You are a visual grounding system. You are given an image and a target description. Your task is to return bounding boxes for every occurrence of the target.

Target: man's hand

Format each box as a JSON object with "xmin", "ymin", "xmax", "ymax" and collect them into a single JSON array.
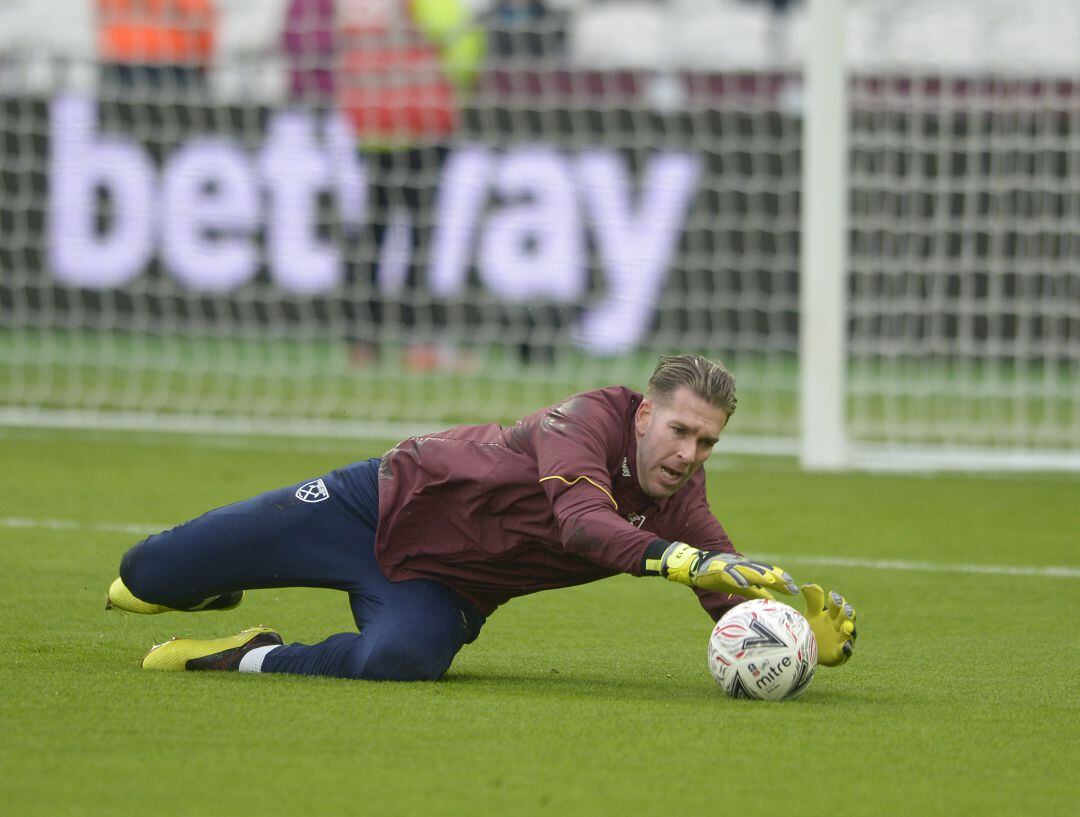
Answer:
[
  {"xmin": 801, "ymin": 584, "xmax": 857, "ymax": 667},
  {"xmin": 660, "ymin": 543, "xmax": 798, "ymax": 600}
]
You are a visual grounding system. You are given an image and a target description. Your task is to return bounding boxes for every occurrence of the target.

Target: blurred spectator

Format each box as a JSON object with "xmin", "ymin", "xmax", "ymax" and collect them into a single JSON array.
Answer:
[
  {"xmin": 96, "ymin": 0, "xmax": 216, "ymax": 96},
  {"xmin": 483, "ymin": 0, "xmax": 569, "ymax": 365},
  {"xmin": 283, "ymin": 0, "xmax": 485, "ymax": 370},
  {"xmin": 282, "ymin": 0, "xmax": 335, "ymax": 108},
  {"xmin": 487, "ymin": 0, "xmax": 566, "ymax": 62}
]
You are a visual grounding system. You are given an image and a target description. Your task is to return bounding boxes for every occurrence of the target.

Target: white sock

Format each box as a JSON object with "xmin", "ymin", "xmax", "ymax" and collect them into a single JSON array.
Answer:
[{"xmin": 238, "ymin": 645, "xmax": 279, "ymax": 673}]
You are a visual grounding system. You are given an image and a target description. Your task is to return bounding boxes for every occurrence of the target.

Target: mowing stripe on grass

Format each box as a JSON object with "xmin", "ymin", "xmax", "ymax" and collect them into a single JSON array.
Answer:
[{"xmin": 4, "ymin": 515, "xmax": 1079, "ymax": 580}]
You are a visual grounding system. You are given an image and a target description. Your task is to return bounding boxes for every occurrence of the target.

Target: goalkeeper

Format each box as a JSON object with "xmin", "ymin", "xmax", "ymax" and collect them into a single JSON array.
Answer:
[{"xmin": 106, "ymin": 354, "xmax": 858, "ymax": 679}]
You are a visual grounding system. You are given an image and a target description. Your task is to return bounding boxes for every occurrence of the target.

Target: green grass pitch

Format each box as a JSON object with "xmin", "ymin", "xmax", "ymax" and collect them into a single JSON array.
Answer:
[{"xmin": 1, "ymin": 427, "xmax": 1077, "ymax": 816}]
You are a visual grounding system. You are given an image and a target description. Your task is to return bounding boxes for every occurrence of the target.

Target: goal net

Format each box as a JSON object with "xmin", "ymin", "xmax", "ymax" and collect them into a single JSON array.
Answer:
[
  {"xmin": 0, "ymin": 0, "xmax": 1077, "ymax": 468},
  {"xmin": 837, "ymin": 0, "xmax": 1080, "ymax": 467}
]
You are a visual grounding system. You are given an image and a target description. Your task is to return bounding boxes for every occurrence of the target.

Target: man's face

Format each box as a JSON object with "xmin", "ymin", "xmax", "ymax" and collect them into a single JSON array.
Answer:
[{"xmin": 634, "ymin": 386, "xmax": 728, "ymax": 499}]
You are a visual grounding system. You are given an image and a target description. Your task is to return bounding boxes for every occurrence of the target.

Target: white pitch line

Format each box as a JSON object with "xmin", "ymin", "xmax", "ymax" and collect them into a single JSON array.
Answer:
[
  {"xmin": 2, "ymin": 516, "xmax": 1078, "ymax": 580},
  {"xmin": 0, "ymin": 517, "xmax": 168, "ymax": 537},
  {"xmin": 755, "ymin": 552, "xmax": 1080, "ymax": 580}
]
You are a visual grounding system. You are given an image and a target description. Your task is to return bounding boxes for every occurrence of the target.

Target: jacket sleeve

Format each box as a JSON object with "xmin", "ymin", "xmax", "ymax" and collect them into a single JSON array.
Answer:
[
  {"xmin": 693, "ymin": 587, "xmax": 747, "ymax": 622},
  {"xmin": 530, "ymin": 393, "xmax": 660, "ymax": 575}
]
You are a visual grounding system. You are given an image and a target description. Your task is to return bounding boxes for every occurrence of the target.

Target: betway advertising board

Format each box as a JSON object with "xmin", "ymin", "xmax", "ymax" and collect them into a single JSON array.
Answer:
[{"xmin": 23, "ymin": 93, "xmax": 717, "ymax": 354}]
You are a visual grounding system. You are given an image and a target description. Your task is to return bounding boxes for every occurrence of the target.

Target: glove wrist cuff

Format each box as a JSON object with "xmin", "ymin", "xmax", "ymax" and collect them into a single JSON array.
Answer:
[{"xmin": 660, "ymin": 542, "xmax": 702, "ymax": 586}]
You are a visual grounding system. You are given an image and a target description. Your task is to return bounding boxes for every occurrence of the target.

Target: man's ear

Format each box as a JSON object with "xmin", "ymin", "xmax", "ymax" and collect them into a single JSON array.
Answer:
[{"xmin": 635, "ymin": 398, "xmax": 653, "ymax": 438}]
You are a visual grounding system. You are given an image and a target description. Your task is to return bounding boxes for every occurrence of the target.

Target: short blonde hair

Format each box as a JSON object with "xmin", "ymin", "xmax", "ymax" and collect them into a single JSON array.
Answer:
[{"xmin": 647, "ymin": 354, "xmax": 737, "ymax": 418}]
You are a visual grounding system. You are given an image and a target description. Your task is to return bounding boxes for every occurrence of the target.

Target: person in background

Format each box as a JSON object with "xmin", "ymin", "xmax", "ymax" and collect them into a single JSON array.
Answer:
[
  {"xmin": 282, "ymin": 0, "xmax": 485, "ymax": 371},
  {"xmin": 282, "ymin": 0, "xmax": 335, "ymax": 108},
  {"xmin": 488, "ymin": 0, "xmax": 565, "ymax": 63},
  {"xmin": 485, "ymin": 0, "xmax": 568, "ymax": 366},
  {"xmin": 96, "ymin": 0, "xmax": 215, "ymax": 96}
]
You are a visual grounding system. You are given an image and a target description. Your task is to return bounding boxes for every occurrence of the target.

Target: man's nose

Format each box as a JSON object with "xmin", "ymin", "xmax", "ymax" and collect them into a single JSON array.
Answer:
[{"xmin": 677, "ymin": 440, "xmax": 695, "ymax": 462}]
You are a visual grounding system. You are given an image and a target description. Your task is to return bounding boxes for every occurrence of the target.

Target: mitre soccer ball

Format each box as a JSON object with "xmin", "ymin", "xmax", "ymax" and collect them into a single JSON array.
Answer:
[{"xmin": 707, "ymin": 599, "xmax": 818, "ymax": 701}]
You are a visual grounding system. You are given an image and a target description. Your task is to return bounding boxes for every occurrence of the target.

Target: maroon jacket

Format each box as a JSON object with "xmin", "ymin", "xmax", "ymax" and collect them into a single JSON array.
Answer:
[{"xmin": 376, "ymin": 386, "xmax": 743, "ymax": 619}]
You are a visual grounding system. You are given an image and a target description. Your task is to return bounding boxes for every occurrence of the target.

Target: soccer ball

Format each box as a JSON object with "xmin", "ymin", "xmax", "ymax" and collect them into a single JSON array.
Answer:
[{"xmin": 707, "ymin": 599, "xmax": 818, "ymax": 701}]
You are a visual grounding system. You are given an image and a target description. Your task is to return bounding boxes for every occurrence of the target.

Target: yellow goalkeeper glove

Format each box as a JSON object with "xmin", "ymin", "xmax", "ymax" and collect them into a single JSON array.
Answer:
[
  {"xmin": 801, "ymin": 584, "xmax": 858, "ymax": 667},
  {"xmin": 659, "ymin": 543, "xmax": 798, "ymax": 600}
]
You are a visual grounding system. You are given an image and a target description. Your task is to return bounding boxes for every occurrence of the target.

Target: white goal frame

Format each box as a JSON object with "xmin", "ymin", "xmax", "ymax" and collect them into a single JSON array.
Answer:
[{"xmin": 799, "ymin": 0, "xmax": 1080, "ymax": 472}]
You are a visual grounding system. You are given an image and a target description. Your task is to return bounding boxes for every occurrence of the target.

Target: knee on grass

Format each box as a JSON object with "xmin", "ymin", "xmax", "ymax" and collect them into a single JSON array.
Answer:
[{"xmin": 348, "ymin": 633, "xmax": 455, "ymax": 682}]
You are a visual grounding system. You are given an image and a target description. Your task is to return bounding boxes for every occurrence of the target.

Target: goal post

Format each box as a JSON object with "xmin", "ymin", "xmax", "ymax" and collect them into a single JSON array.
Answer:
[
  {"xmin": 800, "ymin": 0, "xmax": 848, "ymax": 470},
  {"xmin": 817, "ymin": 0, "xmax": 1080, "ymax": 470}
]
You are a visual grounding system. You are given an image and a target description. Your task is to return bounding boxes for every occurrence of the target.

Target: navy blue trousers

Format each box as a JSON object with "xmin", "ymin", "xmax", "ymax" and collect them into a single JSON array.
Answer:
[{"xmin": 119, "ymin": 458, "xmax": 485, "ymax": 681}]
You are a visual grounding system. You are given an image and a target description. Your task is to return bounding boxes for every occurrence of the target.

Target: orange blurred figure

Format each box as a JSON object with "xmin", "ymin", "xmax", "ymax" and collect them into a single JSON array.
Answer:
[{"xmin": 97, "ymin": 0, "xmax": 215, "ymax": 67}]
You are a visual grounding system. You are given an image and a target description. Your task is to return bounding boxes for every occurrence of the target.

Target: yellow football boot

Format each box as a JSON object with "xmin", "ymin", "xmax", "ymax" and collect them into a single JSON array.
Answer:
[
  {"xmin": 141, "ymin": 626, "xmax": 283, "ymax": 671},
  {"xmin": 106, "ymin": 577, "xmax": 244, "ymax": 614}
]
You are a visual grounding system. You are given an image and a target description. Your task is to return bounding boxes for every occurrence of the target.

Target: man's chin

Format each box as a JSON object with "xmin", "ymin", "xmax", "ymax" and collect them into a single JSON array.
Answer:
[{"xmin": 645, "ymin": 479, "xmax": 680, "ymax": 499}]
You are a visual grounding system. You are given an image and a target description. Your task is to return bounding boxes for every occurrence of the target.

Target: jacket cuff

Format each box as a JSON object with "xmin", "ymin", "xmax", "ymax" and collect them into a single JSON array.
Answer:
[{"xmin": 640, "ymin": 539, "xmax": 671, "ymax": 576}]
